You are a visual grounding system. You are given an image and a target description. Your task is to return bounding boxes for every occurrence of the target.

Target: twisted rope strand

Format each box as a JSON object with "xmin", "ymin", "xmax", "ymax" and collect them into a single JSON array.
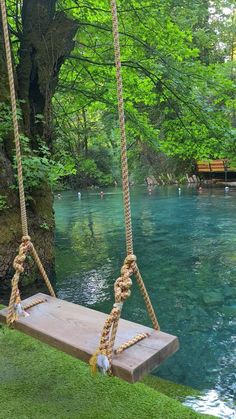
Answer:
[
  {"xmin": 0, "ymin": 0, "xmax": 56, "ymax": 312},
  {"xmin": 90, "ymin": 0, "xmax": 160, "ymax": 374},
  {"xmin": 6, "ymin": 237, "xmax": 55, "ymax": 325},
  {"xmin": 115, "ymin": 333, "xmax": 150, "ymax": 355},
  {"xmin": 90, "ymin": 255, "xmax": 135, "ymax": 372},
  {"xmin": 110, "ymin": 0, "xmax": 160, "ymax": 329},
  {"xmin": 0, "ymin": 0, "xmax": 28, "ymax": 236},
  {"xmin": 6, "ymin": 236, "xmax": 31, "ymax": 325},
  {"xmin": 30, "ymin": 244, "xmax": 56, "ymax": 297},
  {"xmin": 134, "ymin": 265, "xmax": 160, "ymax": 330},
  {"xmin": 23, "ymin": 297, "xmax": 46, "ymax": 311},
  {"xmin": 110, "ymin": 0, "xmax": 133, "ymax": 255}
]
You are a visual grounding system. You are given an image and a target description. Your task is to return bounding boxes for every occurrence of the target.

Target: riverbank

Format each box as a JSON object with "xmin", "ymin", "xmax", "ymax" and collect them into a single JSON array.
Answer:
[{"xmin": 0, "ymin": 317, "xmax": 215, "ymax": 419}]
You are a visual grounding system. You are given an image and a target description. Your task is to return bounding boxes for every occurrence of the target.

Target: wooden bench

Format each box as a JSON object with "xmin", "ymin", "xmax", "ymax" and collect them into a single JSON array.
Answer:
[
  {"xmin": 197, "ymin": 159, "xmax": 226, "ymax": 173},
  {"xmin": 210, "ymin": 159, "xmax": 226, "ymax": 172},
  {"xmin": 197, "ymin": 161, "xmax": 211, "ymax": 173},
  {"xmin": 0, "ymin": 293, "xmax": 179, "ymax": 383}
]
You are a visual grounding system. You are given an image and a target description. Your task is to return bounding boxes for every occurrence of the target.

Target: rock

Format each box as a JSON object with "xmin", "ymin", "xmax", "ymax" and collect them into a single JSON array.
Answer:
[{"xmin": 146, "ymin": 175, "xmax": 158, "ymax": 185}]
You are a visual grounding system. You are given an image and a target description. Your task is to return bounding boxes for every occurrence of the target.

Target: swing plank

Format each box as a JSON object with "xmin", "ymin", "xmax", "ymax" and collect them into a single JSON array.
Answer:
[{"xmin": 0, "ymin": 293, "xmax": 179, "ymax": 383}]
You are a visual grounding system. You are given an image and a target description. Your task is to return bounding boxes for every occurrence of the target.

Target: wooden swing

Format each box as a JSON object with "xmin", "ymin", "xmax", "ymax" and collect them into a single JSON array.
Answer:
[{"xmin": 0, "ymin": 0, "xmax": 179, "ymax": 383}]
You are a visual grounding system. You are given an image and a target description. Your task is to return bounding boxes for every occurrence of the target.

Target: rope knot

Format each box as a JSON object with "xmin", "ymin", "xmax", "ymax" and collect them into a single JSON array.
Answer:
[
  {"xmin": 21, "ymin": 235, "xmax": 32, "ymax": 252},
  {"xmin": 22, "ymin": 235, "xmax": 31, "ymax": 243},
  {"xmin": 114, "ymin": 275, "xmax": 132, "ymax": 303},
  {"xmin": 124, "ymin": 254, "xmax": 136, "ymax": 265},
  {"xmin": 89, "ymin": 349, "xmax": 110, "ymax": 375},
  {"xmin": 13, "ymin": 254, "xmax": 26, "ymax": 273},
  {"xmin": 112, "ymin": 307, "xmax": 120, "ymax": 317}
]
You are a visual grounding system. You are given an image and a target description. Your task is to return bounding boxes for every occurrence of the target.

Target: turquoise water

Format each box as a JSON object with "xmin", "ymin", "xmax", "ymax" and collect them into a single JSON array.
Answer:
[{"xmin": 54, "ymin": 186, "xmax": 236, "ymax": 418}]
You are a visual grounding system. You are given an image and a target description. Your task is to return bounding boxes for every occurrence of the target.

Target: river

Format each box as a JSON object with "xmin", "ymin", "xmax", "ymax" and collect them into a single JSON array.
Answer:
[{"xmin": 54, "ymin": 185, "xmax": 236, "ymax": 418}]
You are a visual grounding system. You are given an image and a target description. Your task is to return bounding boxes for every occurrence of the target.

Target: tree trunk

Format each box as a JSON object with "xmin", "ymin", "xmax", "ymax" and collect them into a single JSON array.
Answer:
[
  {"xmin": 18, "ymin": 0, "xmax": 78, "ymax": 146},
  {"xmin": 0, "ymin": 20, "xmax": 55, "ymax": 295},
  {"xmin": 0, "ymin": 1, "xmax": 78, "ymax": 297}
]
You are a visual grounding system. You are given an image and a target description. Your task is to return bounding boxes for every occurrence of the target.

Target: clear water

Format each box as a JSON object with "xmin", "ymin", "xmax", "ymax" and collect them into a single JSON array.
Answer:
[{"xmin": 54, "ymin": 186, "xmax": 236, "ymax": 418}]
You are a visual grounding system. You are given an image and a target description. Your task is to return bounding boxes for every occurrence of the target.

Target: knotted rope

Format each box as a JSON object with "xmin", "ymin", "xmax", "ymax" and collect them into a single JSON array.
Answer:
[
  {"xmin": 110, "ymin": 0, "xmax": 159, "ymax": 330},
  {"xmin": 90, "ymin": 0, "xmax": 160, "ymax": 374},
  {"xmin": 111, "ymin": 0, "xmax": 132, "ymax": 256},
  {"xmin": 0, "ymin": 0, "xmax": 28, "ymax": 236},
  {"xmin": 90, "ymin": 254, "xmax": 135, "ymax": 374},
  {"xmin": 115, "ymin": 332, "xmax": 150, "ymax": 355},
  {"xmin": 6, "ymin": 236, "xmax": 31, "ymax": 325},
  {"xmin": 0, "ymin": 0, "xmax": 56, "ymax": 325}
]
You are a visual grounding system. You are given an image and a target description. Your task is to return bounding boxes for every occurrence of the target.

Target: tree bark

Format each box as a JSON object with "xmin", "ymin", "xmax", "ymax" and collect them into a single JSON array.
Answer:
[
  {"xmin": 18, "ymin": 0, "xmax": 78, "ymax": 146},
  {"xmin": 0, "ymin": 1, "xmax": 78, "ymax": 296}
]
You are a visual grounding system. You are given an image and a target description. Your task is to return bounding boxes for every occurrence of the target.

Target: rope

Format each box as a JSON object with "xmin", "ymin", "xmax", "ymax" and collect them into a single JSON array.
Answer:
[
  {"xmin": 23, "ymin": 297, "xmax": 47, "ymax": 311},
  {"xmin": 6, "ymin": 236, "xmax": 31, "ymax": 325},
  {"xmin": 110, "ymin": 0, "xmax": 159, "ymax": 327},
  {"xmin": 30, "ymin": 244, "xmax": 56, "ymax": 298},
  {"xmin": 90, "ymin": 0, "xmax": 160, "ymax": 374},
  {"xmin": 110, "ymin": 0, "xmax": 133, "ymax": 255},
  {"xmin": 6, "ymin": 236, "xmax": 55, "ymax": 325},
  {"xmin": 90, "ymin": 0, "xmax": 160, "ymax": 375},
  {"xmin": 115, "ymin": 332, "xmax": 150, "ymax": 355},
  {"xmin": 0, "ymin": 0, "xmax": 28, "ymax": 236},
  {"xmin": 0, "ymin": 0, "xmax": 56, "ymax": 325},
  {"xmin": 133, "ymin": 265, "xmax": 160, "ymax": 330},
  {"xmin": 101, "ymin": 255, "xmax": 135, "ymax": 362},
  {"xmin": 110, "ymin": 0, "xmax": 159, "ymax": 325},
  {"xmin": 89, "ymin": 255, "xmax": 135, "ymax": 373}
]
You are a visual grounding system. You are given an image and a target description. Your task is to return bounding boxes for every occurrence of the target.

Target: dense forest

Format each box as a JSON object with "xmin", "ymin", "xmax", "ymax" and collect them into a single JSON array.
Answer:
[{"xmin": 0, "ymin": 0, "xmax": 235, "ymax": 285}]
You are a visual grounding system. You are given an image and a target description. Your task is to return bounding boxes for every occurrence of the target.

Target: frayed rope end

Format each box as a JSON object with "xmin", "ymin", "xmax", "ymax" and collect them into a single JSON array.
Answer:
[{"xmin": 89, "ymin": 350, "xmax": 110, "ymax": 375}]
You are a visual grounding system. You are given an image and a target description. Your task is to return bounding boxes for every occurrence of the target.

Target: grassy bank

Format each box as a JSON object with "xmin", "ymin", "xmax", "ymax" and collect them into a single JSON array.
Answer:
[{"xmin": 0, "ymin": 322, "xmax": 215, "ymax": 419}]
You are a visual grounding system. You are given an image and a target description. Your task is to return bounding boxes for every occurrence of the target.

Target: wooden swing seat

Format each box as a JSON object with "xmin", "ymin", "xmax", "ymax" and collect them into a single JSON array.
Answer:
[{"xmin": 0, "ymin": 293, "xmax": 179, "ymax": 383}]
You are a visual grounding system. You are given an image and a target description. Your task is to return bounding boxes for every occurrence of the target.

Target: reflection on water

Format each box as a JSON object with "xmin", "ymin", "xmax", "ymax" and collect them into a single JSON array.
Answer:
[
  {"xmin": 184, "ymin": 390, "xmax": 236, "ymax": 418},
  {"xmin": 57, "ymin": 266, "xmax": 112, "ymax": 306},
  {"xmin": 54, "ymin": 186, "xmax": 236, "ymax": 418}
]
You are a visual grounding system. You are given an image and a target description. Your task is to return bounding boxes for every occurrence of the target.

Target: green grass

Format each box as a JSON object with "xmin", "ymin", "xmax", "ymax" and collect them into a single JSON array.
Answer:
[
  {"xmin": 0, "ymin": 318, "xmax": 216, "ymax": 418},
  {"xmin": 142, "ymin": 375, "xmax": 200, "ymax": 401}
]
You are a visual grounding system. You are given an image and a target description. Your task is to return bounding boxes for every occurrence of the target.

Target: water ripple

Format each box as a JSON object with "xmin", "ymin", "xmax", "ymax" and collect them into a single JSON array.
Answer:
[
  {"xmin": 184, "ymin": 390, "xmax": 236, "ymax": 418},
  {"xmin": 54, "ymin": 186, "xmax": 236, "ymax": 416}
]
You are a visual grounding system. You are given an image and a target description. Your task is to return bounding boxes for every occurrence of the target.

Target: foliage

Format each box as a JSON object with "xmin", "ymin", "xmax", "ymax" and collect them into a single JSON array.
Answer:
[
  {"xmin": 11, "ymin": 135, "xmax": 77, "ymax": 191},
  {"xmin": 39, "ymin": 222, "xmax": 50, "ymax": 230},
  {"xmin": 0, "ymin": 103, "xmax": 12, "ymax": 143},
  {"xmin": 3, "ymin": 0, "xmax": 236, "ymax": 186},
  {"xmin": 0, "ymin": 195, "xmax": 8, "ymax": 211},
  {"xmin": 53, "ymin": 0, "xmax": 235, "ymax": 180}
]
